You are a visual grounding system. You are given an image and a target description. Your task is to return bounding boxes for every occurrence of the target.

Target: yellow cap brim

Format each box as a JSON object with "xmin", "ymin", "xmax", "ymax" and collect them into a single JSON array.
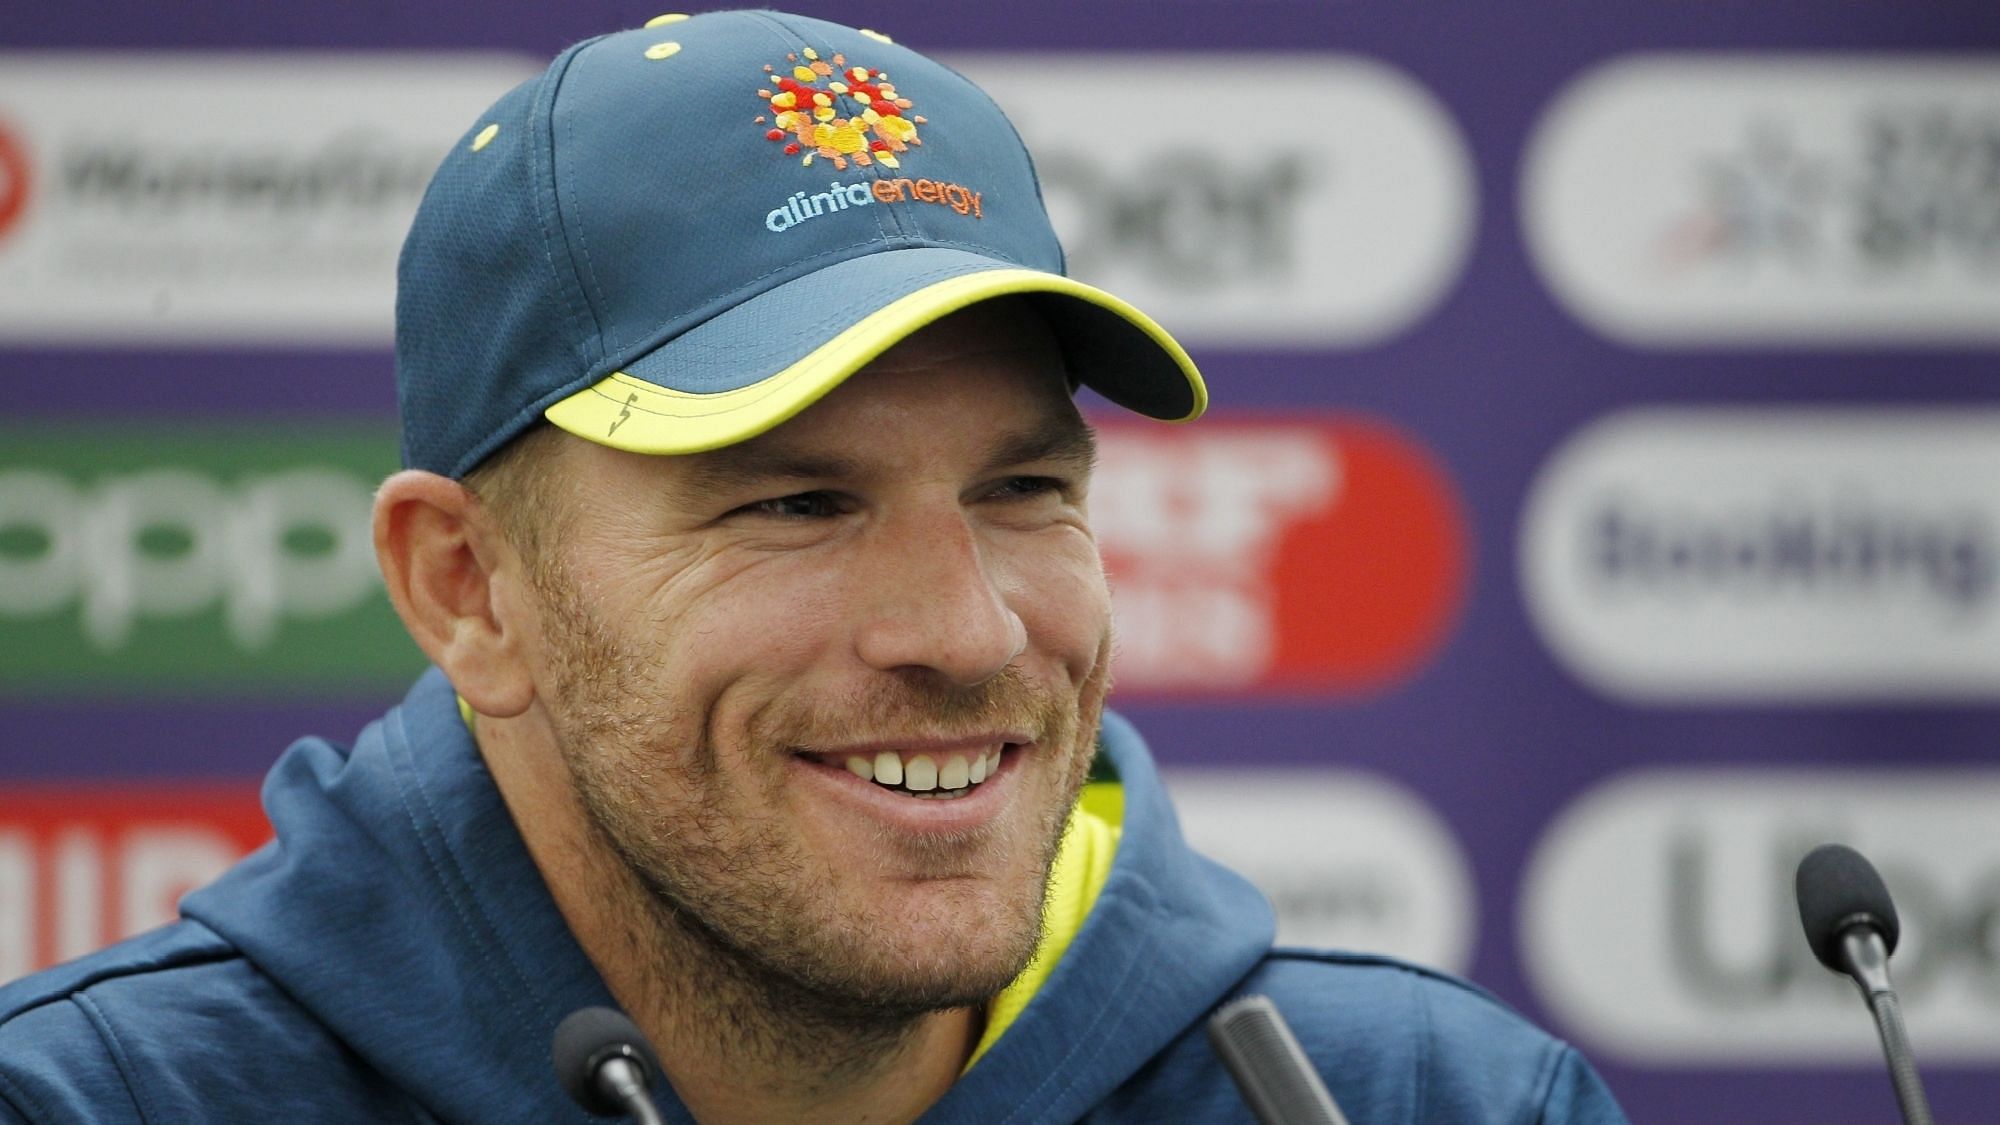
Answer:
[{"xmin": 545, "ymin": 265, "xmax": 1205, "ymax": 456}]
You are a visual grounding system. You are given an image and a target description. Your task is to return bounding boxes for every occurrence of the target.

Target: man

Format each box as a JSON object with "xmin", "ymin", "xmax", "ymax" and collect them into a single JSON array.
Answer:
[{"xmin": 0, "ymin": 11, "xmax": 1625, "ymax": 1122}]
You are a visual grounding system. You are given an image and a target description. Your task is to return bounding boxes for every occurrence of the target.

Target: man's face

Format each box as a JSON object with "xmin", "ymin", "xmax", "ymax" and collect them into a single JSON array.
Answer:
[{"xmin": 522, "ymin": 303, "xmax": 1112, "ymax": 1019}]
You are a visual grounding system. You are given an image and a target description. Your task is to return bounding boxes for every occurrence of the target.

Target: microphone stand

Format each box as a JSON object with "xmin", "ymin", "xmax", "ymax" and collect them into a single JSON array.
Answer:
[{"xmin": 1840, "ymin": 929, "xmax": 1933, "ymax": 1125}]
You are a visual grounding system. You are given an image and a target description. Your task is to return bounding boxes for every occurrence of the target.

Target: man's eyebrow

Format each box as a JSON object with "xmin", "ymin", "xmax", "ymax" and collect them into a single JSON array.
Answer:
[
  {"xmin": 666, "ymin": 411, "xmax": 1097, "ymax": 504},
  {"xmin": 671, "ymin": 447, "xmax": 863, "ymax": 502},
  {"xmin": 982, "ymin": 414, "xmax": 1098, "ymax": 475}
]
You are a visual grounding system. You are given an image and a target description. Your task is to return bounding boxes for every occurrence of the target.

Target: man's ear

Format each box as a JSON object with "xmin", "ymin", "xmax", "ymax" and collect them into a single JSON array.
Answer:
[{"xmin": 373, "ymin": 470, "xmax": 535, "ymax": 718}]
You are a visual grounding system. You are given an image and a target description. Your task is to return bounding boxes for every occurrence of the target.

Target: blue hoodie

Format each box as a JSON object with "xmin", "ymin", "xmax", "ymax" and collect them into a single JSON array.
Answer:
[{"xmin": 0, "ymin": 669, "xmax": 1625, "ymax": 1122}]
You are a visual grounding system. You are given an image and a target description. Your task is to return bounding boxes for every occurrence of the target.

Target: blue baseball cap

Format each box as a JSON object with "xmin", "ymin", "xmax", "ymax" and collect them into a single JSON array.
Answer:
[{"xmin": 395, "ymin": 10, "xmax": 1206, "ymax": 479}]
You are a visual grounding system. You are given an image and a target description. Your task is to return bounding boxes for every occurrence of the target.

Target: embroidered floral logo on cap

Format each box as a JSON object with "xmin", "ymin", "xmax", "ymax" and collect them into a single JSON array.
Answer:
[{"xmin": 756, "ymin": 47, "xmax": 925, "ymax": 170}]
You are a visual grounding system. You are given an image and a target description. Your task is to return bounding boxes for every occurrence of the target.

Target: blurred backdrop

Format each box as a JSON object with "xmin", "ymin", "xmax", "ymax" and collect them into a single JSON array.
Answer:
[{"xmin": 3, "ymin": 3, "xmax": 1997, "ymax": 1120}]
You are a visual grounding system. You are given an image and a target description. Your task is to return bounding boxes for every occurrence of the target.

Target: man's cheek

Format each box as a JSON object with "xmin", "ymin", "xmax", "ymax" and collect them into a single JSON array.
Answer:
[{"xmin": 1018, "ymin": 560, "xmax": 1112, "ymax": 673}]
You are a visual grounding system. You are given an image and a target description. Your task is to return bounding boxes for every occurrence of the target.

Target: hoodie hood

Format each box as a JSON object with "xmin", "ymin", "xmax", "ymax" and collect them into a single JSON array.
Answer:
[{"xmin": 181, "ymin": 668, "xmax": 1275, "ymax": 1122}]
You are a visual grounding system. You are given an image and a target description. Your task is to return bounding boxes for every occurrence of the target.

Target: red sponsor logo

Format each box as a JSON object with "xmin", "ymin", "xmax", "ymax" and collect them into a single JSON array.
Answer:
[
  {"xmin": 0, "ymin": 784, "xmax": 268, "ymax": 980},
  {"xmin": 1092, "ymin": 413, "xmax": 1471, "ymax": 697},
  {"xmin": 0, "ymin": 118, "xmax": 29, "ymax": 244}
]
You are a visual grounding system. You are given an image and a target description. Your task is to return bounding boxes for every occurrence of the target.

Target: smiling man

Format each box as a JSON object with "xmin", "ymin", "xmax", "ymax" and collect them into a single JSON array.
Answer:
[{"xmin": 0, "ymin": 11, "xmax": 1624, "ymax": 1124}]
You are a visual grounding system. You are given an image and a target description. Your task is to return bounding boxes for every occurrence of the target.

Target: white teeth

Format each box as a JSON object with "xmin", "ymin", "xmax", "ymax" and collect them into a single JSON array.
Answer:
[
  {"xmin": 873, "ymin": 751, "xmax": 903, "ymax": 785},
  {"xmin": 939, "ymin": 754, "xmax": 969, "ymax": 790},
  {"xmin": 835, "ymin": 746, "xmax": 1011, "ymax": 794}
]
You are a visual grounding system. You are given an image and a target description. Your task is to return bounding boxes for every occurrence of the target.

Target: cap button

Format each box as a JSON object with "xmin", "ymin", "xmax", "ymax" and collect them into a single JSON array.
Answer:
[{"xmin": 644, "ymin": 13, "xmax": 690, "ymax": 26}]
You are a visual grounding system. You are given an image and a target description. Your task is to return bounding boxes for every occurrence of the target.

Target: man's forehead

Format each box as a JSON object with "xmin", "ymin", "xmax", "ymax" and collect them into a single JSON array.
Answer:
[{"xmin": 674, "ymin": 365, "xmax": 1093, "ymax": 490}]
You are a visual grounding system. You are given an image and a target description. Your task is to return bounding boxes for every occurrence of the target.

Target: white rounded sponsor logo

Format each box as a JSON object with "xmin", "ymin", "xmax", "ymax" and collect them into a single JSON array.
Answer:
[
  {"xmin": 1523, "ymin": 55, "xmax": 2000, "ymax": 345},
  {"xmin": 953, "ymin": 54, "xmax": 1476, "ymax": 347},
  {"xmin": 1521, "ymin": 770, "xmax": 2000, "ymax": 1063},
  {"xmin": 1520, "ymin": 409, "xmax": 2000, "ymax": 701},
  {"xmin": 0, "ymin": 53, "xmax": 535, "ymax": 343},
  {"xmin": 0, "ymin": 466, "xmax": 381, "ymax": 649},
  {"xmin": 1165, "ymin": 768, "xmax": 1474, "ymax": 972}
]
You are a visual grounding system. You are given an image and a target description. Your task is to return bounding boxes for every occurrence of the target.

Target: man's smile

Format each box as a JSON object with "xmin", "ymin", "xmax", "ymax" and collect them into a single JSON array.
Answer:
[
  {"xmin": 793, "ymin": 735, "xmax": 1022, "ymax": 797},
  {"xmin": 787, "ymin": 741, "xmax": 1035, "ymax": 834}
]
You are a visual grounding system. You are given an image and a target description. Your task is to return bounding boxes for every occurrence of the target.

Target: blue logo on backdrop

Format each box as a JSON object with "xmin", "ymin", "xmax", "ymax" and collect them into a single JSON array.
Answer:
[{"xmin": 1590, "ymin": 496, "xmax": 1996, "ymax": 613}]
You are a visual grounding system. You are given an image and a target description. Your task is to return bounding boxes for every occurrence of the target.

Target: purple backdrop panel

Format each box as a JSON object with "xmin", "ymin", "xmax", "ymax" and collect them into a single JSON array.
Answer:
[{"xmin": 4, "ymin": 3, "xmax": 1998, "ymax": 1122}]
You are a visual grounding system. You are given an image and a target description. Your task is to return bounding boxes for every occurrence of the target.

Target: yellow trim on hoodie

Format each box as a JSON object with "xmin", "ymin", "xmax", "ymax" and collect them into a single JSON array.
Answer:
[{"xmin": 965, "ymin": 779, "xmax": 1123, "ymax": 1069}]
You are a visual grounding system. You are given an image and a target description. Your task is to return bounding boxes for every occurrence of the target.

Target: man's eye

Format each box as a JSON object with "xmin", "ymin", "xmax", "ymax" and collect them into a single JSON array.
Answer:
[
  {"xmin": 993, "ymin": 476, "xmax": 1066, "ymax": 500},
  {"xmin": 739, "ymin": 491, "xmax": 842, "ymax": 518}
]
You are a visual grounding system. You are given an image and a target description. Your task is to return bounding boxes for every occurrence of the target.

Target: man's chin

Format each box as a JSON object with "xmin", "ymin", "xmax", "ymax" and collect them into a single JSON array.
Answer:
[
  {"xmin": 759, "ymin": 889, "xmax": 1045, "ymax": 1018},
  {"xmin": 780, "ymin": 946, "xmax": 1035, "ymax": 1021}
]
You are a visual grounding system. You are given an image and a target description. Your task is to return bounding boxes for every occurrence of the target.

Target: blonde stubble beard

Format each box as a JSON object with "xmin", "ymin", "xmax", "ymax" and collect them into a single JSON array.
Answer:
[{"xmin": 524, "ymin": 548, "xmax": 1114, "ymax": 1082}]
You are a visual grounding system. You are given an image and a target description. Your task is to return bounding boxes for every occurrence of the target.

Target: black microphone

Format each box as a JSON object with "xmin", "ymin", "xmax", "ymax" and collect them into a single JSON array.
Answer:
[
  {"xmin": 1206, "ymin": 994, "xmax": 1350, "ymax": 1125},
  {"xmin": 552, "ymin": 1006, "xmax": 668, "ymax": 1125},
  {"xmin": 1794, "ymin": 844, "xmax": 1934, "ymax": 1125}
]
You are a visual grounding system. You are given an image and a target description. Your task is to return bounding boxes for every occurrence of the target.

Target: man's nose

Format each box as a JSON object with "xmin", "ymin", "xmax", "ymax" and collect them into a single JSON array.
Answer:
[{"xmin": 852, "ymin": 509, "xmax": 1027, "ymax": 685}]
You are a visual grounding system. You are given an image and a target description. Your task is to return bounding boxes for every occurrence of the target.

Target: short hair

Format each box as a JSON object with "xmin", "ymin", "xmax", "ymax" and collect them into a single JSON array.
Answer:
[{"xmin": 460, "ymin": 422, "xmax": 572, "ymax": 567}]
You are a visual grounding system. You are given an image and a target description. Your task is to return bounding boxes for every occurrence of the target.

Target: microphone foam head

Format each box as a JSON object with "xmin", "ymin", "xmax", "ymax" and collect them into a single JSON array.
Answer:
[
  {"xmin": 1795, "ymin": 843, "xmax": 1901, "ymax": 971},
  {"xmin": 552, "ymin": 1006, "xmax": 663, "ymax": 1116}
]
